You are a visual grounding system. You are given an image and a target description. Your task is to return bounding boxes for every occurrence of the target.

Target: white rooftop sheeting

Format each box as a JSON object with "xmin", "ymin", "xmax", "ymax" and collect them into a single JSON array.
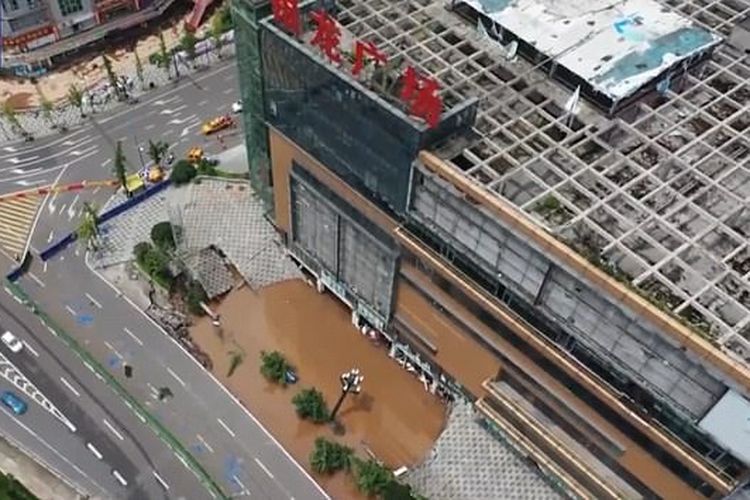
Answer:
[{"xmin": 457, "ymin": 0, "xmax": 722, "ymax": 102}]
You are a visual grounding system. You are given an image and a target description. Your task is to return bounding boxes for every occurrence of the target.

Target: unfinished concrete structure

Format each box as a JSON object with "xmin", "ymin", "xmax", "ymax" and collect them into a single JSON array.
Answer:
[{"xmin": 232, "ymin": 0, "xmax": 750, "ymax": 497}]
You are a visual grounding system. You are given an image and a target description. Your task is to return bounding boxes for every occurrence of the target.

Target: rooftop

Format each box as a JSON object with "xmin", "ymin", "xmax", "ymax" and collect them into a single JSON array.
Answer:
[{"xmin": 330, "ymin": 0, "xmax": 750, "ymax": 365}]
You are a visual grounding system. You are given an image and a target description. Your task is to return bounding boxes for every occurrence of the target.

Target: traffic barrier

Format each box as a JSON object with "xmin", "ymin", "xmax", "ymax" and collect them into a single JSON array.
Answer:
[
  {"xmin": 40, "ymin": 233, "xmax": 77, "ymax": 262},
  {"xmin": 0, "ymin": 180, "xmax": 119, "ymax": 202},
  {"xmin": 38, "ymin": 180, "xmax": 171, "ymax": 262},
  {"xmin": 5, "ymin": 252, "xmax": 32, "ymax": 282},
  {"xmin": 3, "ymin": 280, "xmax": 227, "ymax": 499}
]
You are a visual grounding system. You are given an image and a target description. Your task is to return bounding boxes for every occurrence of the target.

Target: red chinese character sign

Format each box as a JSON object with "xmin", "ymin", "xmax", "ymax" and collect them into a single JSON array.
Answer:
[
  {"xmin": 310, "ymin": 10, "xmax": 342, "ymax": 64},
  {"xmin": 352, "ymin": 41, "xmax": 388, "ymax": 76},
  {"xmin": 271, "ymin": 0, "xmax": 301, "ymax": 36},
  {"xmin": 400, "ymin": 66, "xmax": 442, "ymax": 128}
]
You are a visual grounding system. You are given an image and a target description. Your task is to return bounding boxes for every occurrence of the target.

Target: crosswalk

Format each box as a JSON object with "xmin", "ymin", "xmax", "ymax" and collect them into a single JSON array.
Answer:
[{"xmin": 0, "ymin": 196, "xmax": 42, "ymax": 257}]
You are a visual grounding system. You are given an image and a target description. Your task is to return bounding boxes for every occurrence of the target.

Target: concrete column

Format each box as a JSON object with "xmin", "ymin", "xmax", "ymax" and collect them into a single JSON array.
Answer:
[{"xmin": 316, "ymin": 278, "xmax": 325, "ymax": 294}]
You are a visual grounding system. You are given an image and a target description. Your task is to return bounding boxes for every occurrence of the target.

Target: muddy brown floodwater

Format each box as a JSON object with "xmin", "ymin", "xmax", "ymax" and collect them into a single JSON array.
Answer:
[{"xmin": 190, "ymin": 279, "xmax": 447, "ymax": 500}]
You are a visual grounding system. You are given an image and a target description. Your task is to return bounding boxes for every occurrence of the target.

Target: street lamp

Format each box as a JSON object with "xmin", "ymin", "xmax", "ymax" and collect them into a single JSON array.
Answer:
[{"xmin": 329, "ymin": 368, "xmax": 364, "ymax": 423}]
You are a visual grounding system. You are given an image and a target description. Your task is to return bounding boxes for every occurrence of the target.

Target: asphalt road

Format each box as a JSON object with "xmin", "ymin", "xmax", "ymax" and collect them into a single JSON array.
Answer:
[
  {"xmin": 0, "ymin": 282, "xmax": 205, "ymax": 499},
  {"xmin": 1, "ymin": 59, "xmax": 329, "ymax": 499}
]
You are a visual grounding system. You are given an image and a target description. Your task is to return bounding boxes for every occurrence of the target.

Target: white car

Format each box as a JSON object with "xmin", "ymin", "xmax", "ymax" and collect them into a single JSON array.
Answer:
[
  {"xmin": 1, "ymin": 331, "xmax": 23, "ymax": 354},
  {"xmin": 231, "ymin": 100, "xmax": 243, "ymax": 113}
]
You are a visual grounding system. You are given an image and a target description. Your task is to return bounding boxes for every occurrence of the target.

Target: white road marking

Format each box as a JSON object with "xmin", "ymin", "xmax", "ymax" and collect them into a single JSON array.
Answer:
[
  {"xmin": 15, "ymin": 179, "xmax": 46, "ymax": 187},
  {"xmin": 6, "ymin": 155, "xmax": 39, "ymax": 164},
  {"xmin": 65, "ymin": 305, "xmax": 76, "ymax": 316},
  {"xmin": 255, "ymin": 458, "xmax": 275, "ymax": 479},
  {"xmin": 101, "ymin": 158, "xmax": 111, "ymax": 167},
  {"xmin": 216, "ymin": 418, "xmax": 236, "ymax": 437},
  {"xmin": 22, "ymin": 342, "xmax": 39, "ymax": 357},
  {"xmin": 59, "ymin": 377, "xmax": 80, "ymax": 397},
  {"xmin": 43, "ymin": 261, "xmax": 47, "ymax": 273},
  {"xmin": 47, "ymin": 230, "xmax": 55, "ymax": 242},
  {"xmin": 85, "ymin": 292, "xmax": 102, "ymax": 309},
  {"xmin": 67, "ymin": 194, "xmax": 80, "ymax": 220},
  {"xmin": 103, "ymin": 419, "xmax": 124, "ymax": 441},
  {"xmin": 222, "ymin": 88, "xmax": 234, "ymax": 95},
  {"xmin": 92, "ymin": 186, "xmax": 100, "ymax": 194},
  {"xmin": 175, "ymin": 453, "xmax": 190, "ymax": 471},
  {"xmin": 232, "ymin": 475, "xmax": 249, "ymax": 495},
  {"xmin": 83, "ymin": 362, "xmax": 96, "ymax": 374},
  {"xmin": 153, "ymin": 471, "xmax": 169, "ymax": 490},
  {"xmin": 112, "ymin": 470, "xmax": 128, "ymax": 487},
  {"xmin": 28, "ymin": 273, "xmax": 45, "ymax": 288},
  {"xmin": 87, "ymin": 443, "xmax": 103, "ymax": 460},
  {"xmin": 103, "ymin": 341, "xmax": 125, "ymax": 361},
  {"xmin": 123, "ymin": 327, "xmax": 143, "ymax": 346},
  {"xmin": 198, "ymin": 99, "xmax": 208, "ymax": 106},
  {"xmin": 145, "ymin": 124, "xmax": 156, "ymax": 131},
  {"xmin": 166, "ymin": 367, "xmax": 186, "ymax": 387},
  {"xmin": 58, "ymin": 203, "xmax": 66, "ymax": 215},
  {"xmin": 196, "ymin": 434, "xmax": 214, "ymax": 453}
]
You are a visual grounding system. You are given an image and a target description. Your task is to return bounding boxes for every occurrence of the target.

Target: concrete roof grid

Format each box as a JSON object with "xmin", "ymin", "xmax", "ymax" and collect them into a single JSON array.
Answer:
[{"xmin": 332, "ymin": 0, "xmax": 750, "ymax": 364}]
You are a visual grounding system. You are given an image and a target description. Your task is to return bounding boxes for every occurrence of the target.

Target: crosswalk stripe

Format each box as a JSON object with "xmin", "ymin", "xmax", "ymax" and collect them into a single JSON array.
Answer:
[{"xmin": 0, "ymin": 196, "xmax": 42, "ymax": 255}]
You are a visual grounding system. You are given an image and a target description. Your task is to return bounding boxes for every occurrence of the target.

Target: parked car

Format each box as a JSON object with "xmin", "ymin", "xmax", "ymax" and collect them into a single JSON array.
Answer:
[
  {"xmin": 231, "ymin": 100, "xmax": 243, "ymax": 113},
  {"xmin": 1, "ymin": 391, "xmax": 28, "ymax": 415},
  {"xmin": 1, "ymin": 331, "xmax": 23, "ymax": 353}
]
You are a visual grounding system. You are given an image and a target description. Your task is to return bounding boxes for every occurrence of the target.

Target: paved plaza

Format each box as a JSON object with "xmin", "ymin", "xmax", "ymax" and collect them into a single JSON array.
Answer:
[{"xmin": 405, "ymin": 402, "xmax": 561, "ymax": 500}]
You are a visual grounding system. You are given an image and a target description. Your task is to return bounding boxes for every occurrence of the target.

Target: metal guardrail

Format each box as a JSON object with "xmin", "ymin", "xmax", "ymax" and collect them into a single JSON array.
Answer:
[{"xmin": 4, "ymin": 279, "xmax": 227, "ymax": 499}]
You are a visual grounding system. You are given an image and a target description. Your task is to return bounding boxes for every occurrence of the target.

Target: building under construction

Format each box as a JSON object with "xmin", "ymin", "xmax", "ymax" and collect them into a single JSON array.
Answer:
[{"xmin": 230, "ymin": 0, "xmax": 750, "ymax": 497}]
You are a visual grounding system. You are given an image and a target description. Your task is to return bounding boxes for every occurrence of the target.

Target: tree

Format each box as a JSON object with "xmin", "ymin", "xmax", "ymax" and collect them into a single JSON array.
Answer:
[
  {"xmin": 1, "ymin": 101, "xmax": 24, "ymax": 135},
  {"xmin": 150, "ymin": 221, "xmax": 175, "ymax": 251},
  {"xmin": 68, "ymin": 84, "xmax": 85, "ymax": 117},
  {"xmin": 210, "ymin": 12, "xmax": 227, "ymax": 59},
  {"xmin": 353, "ymin": 459, "xmax": 392, "ymax": 497},
  {"xmin": 181, "ymin": 29, "xmax": 198, "ymax": 63},
  {"xmin": 134, "ymin": 49, "xmax": 146, "ymax": 90},
  {"xmin": 260, "ymin": 350, "xmax": 291, "ymax": 385},
  {"xmin": 185, "ymin": 280, "xmax": 208, "ymax": 316},
  {"xmin": 0, "ymin": 471, "xmax": 37, "ymax": 500},
  {"xmin": 227, "ymin": 350, "xmax": 244, "ymax": 377},
  {"xmin": 76, "ymin": 202, "xmax": 100, "ymax": 251},
  {"xmin": 147, "ymin": 139, "xmax": 169, "ymax": 166},
  {"xmin": 36, "ymin": 87, "xmax": 56, "ymax": 129},
  {"xmin": 383, "ymin": 480, "xmax": 418, "ymax": 500},
  {"xmin": 102, "ymin": 55, "xmax": 124, "ymax": 101},
  {"xmin": 170, "ymin": 159, "xmax": 197, "ymax": 185},
  {"xmin": 292, "ymin": 387, "xmax": 329, "ymax": 423},
  {"xmin": 309, "ymin": 437, "xmax": 353, "ymax": 475},
  {"xmin": 158, "ymin": 31, "xmax": 171, "ymax": 76},
  {"xmin": 113, "ymin": 141, "xmax": 130, "ymax": 196}
]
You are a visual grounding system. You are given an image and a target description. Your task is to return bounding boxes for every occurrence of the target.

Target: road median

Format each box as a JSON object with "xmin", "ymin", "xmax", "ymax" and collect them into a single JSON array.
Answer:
[{"xmin": 3, "ymin": 279, "xmax": 227, "ymax": 500}]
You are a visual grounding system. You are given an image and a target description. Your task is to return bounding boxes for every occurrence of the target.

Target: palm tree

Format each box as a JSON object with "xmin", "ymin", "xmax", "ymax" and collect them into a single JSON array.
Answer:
[
  {"xmin": 134, "ymin": 49, "xmax": 145, "ymax": 90},
  {"xmin": 77, "ymin": 202, "xmax": 100, "ymax": 251},
  {"xmin": 210, "ymin": 13, "xmax": 226, "ymax": 59},
  {"xmin": 102, "ymin": 55, "xmax": 124, "ymax": 101},
  {"xmin": 67, "ymin": 84, "xmax": 85, "ymax": 118},
  {"xmin": 158, "ymin": 31, "xmax": 172, "ymax": 78},
  {"xmin": 147, "ymin": 140, "xmax": 169, "ymax": 166},
  {"xmin": 1, "ymin": 100, "xmax": 25, "ymax": 135},
  {"xmin": 181, "ymin": 29, "xmax": 197, "ymax": 64},
  {"xmin": 113, "ymin": 141, "xmax": 129, "ymax": 197}
]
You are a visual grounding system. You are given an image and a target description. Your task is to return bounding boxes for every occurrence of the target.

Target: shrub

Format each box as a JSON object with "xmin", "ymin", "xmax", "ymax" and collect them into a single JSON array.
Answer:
[
  {"xmin": 309, "ymin": 437, "xmax": 353, "ymax": 475},
  {"xmin": 133, "ymin": 242, "xmax": 174, "ymax": 289},
  {"xmin": 0, "ymin": 472, "xmax": 37, "ymax": 499},
  {"xmin": 383, "ymin": 480, "xmax": 420, "ymax": 500},
  {"xmin": 170, "ymin": 160, "xmax": 197, "ymax": 185},
  {"xmin": 185, "ymin": 280, "xmax": 208, "ymax": 316},
  {"xmin": 134, "ymin": 241, "xmax": 151, "ymax": 263},
  {"xmin": 292, "ymin": 387, "xmax": 329, "ymax": 423},
  {"xmin": 151, "ymin": 221, "xmax": 175, "ymax": 251},
  {"xmin": 353, "ymin": 459, "xmax": 392, "ymax": 497},
  {"xmin": 260, "ymin": 350, "xmax": 291, "ymax": 385},
  {"xmin": 196, "ymin": 158, "xmax": 218, "ymax": 176}
]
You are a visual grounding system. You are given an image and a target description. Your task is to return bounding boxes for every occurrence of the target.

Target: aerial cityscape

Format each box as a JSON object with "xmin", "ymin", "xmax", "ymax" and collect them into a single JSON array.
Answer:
[{"xmin": 0, "ymin": 0, "xmax": 749, "ymax": 499}]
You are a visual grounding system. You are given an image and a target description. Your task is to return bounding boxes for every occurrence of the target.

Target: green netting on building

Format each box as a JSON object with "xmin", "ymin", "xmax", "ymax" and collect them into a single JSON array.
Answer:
[{"xmin": 230, "ymin": 0, "xmax": 274, "ymax": 212}]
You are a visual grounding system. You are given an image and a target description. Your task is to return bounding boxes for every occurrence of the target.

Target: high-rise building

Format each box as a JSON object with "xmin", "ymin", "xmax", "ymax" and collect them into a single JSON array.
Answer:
[{"xmin": 232, "ymin": 0, "xmax": 750, "ymax": 497}]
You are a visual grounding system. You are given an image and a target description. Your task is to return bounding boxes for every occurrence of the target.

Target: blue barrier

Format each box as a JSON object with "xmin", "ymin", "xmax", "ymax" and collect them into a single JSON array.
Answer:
[
  {"xmin": 5, "ymin": 252, "xmax": 32, "ymax": 282},
  {"xmin": 40, "ymin": 233, "xmax": 77, "ymax": 262},
  {"xmin": 39, "ymin": 180, "xmax": 172, "ymax": 263}
]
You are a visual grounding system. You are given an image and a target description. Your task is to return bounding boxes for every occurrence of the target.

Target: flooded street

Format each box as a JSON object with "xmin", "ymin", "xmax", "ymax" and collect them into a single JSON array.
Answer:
[{"xmin": 190, "ymin": 279, "xmax": 446, "ymax": 499}]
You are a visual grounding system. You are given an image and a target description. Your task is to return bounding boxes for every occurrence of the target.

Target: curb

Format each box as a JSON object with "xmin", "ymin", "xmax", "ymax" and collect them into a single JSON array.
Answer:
[{"xmin": 3, "ymin": 279, "xmax": 228, "ymax": 500}]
